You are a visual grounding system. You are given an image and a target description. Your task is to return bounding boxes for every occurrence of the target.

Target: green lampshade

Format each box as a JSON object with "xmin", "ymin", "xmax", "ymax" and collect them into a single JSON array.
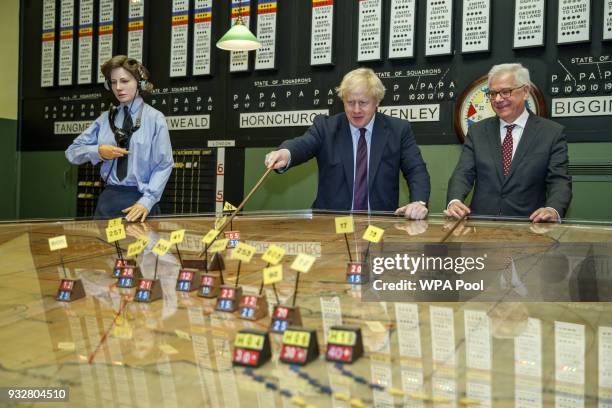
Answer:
[{"xmin": 216, "ymin": 19, "xmax": 262, "ymax": 51}]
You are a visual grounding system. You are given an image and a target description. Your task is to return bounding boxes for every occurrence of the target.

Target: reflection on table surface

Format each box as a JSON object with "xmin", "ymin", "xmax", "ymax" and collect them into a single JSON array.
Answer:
[{"xmin": 0, "ymin": 211, "xmax": 611, "ymax": 407}]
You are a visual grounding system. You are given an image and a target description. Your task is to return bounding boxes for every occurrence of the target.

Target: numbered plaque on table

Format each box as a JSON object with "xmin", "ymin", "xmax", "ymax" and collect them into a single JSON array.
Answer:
[
  {"xmin": 56, "ymin": 279, "xmax": 86, "ymax": 302},
  {"xmin": 135, "ymin": 279, "xmax": 163, "ymax": 303},
  {"xmin": 197, "ymin": 273, "xmax": 221, "ymax": 298},
  {"xmin": 325, "ymin": 325, "xmax": 364, "ymax": 364},
  {"xmin": 117, "ymin": 266, "xmax": 143, "ymax": 289},
  {"xmin": 280, "ymin": 327, "xmax": 319, "ymax": 365},
  {"xmin": 270, "ymin": 305, "xmax": 302, "ymax": 333},
  {"xmin": 176, "ymin": 268, "xmax": 201, "ymax": 292},
  {"xmin": 215, "ymin": 285, "xmax": 242, "ymax": 312},
  {"xmin": 238, "ymin": 293, "xmax": 268, "ymax": 321},
  {"xmin": 113, "ymin": 258, "xmax": 136, "ymax": 277},
  {"xmin": 232, "ymin": 329, "xmax": 272, "ymax": 367},
  {"xmin": 346, "ymin": 262, "xmax": 366, "ymax": 284}
]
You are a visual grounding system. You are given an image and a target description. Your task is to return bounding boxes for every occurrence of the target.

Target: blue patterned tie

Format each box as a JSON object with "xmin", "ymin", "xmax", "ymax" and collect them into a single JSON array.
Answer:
[{"xmin": 353, "ymin": 128, "xmax": 368, "ymax": 211}]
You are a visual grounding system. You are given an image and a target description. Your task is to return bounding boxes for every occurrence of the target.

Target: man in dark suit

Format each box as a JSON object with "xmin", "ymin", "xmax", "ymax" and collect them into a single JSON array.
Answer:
[
  {"xmin": 445, "ymin": 63, "xmax": 572, "ymax": 222},
  {"xmin": 265, "ymin": 68, "xmax": 431, "ymax": 219}
]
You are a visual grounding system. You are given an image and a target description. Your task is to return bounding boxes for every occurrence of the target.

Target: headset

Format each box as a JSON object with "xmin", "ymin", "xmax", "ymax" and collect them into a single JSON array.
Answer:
[
  {"xmin": 104, "ymin": 58, "xmax": 150, "ymax": 92},
  {"xmin": 108, "ymin": 102, "xmax": 144, "ymax": 148}
]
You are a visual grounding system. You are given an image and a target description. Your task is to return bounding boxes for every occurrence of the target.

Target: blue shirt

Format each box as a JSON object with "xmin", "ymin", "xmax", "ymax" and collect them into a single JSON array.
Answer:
[
  {"xmin": 65, "ymin": 96, "xmax": 174, "ymax": 211},
  {"xmin": 348, "ymin": 115, "xmax": 374, "ymax": 210}
]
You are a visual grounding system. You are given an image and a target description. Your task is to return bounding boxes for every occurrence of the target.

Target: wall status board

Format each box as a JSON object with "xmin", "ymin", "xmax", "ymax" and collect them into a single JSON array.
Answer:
[{"xmin": 21, "ymin": 0, "xmax": 612, "ymax": 151}]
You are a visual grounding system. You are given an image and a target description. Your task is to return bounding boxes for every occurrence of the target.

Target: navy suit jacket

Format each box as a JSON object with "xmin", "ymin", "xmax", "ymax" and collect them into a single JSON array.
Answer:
[
  {"xmin": 447, "ymin": 113, "xmax": 572, "ymax": 217},
  {"xmin": 279, "ymin": 112, "xmax": 430, "ymax": 211}
]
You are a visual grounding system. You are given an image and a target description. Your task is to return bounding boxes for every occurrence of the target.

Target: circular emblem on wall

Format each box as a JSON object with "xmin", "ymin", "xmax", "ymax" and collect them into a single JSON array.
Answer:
[{"xmin": 453, "ymin": 75, "xmax": 547, "ymax": 143}]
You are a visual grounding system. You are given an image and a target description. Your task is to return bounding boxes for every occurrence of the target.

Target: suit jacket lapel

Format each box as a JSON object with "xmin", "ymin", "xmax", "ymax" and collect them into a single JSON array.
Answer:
[
  {"xmin": 338, "ymin": 116, "xmax": 354, "ymax": 198},
  {"xmin": 487, "ymin": 117, "xmax": 504, "ymax": 185},
  {"xmin": 368, "ymin": 113, "xmax": 388, "ymax": 191},
  {"xmin": 505, "ymin": 113, "xmax": 538, "ymax": 184}
]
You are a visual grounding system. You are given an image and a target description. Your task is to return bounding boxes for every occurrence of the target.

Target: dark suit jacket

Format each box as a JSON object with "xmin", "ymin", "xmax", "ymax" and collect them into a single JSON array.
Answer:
[
  {"xmin": 279, "ymin": 112, "xmax": 430, "ymax": 211},
  {"xmin": 447, "ymin": 113, "xmax": 572, "ymax": 217}
]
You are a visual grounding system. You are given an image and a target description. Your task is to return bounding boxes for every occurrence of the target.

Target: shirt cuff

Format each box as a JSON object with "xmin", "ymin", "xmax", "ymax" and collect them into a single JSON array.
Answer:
[
  {"xmin": 137, "ymin": 195, "xmax": 155, "ymax": 212},
  {"xmin": 275, "ymin": 149, "xmax": 292, "ymax": 174},
  {"xmin": 447, "ymin": 199, "xmax": 461, "ymax": 209}
]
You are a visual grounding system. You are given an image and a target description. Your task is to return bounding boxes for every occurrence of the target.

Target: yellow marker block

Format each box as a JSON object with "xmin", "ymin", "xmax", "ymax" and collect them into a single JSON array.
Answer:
[
  {"xmin": 169, "ymin": 229, "xmax": 185, "ymax": 244},
  {"xmin": 349, "ymin": 399, "xmax": 365, "ymax": 408},
  {"xmin": 459, "ymin": 398, "xmax": 481, "ymax": 405},
  {"xmin": 388, "ymin": 387, "xmax": 406, "ymax": 397},
  {"xmin": 282, "ymin": 330, "xmax": 310, "ymax": 347},
  {"xmin": 127, "ymin": 239, "xmax": 147, "ymax": 257},
  {"xmin": 231, "ymin": 242, "xmax": 256, "ymax": 263},
  {"xmin": 291, "ymin": 253, "xmax": 316, "ymax": 273},
  {"xmin": 106, "ymin": 224, "xmax": 126, "ymax": 243},
  {"xmin": 215, "ymin": 215, "xmax": 227, "ymax": 230},
  {"xmin": 201, "ymin": 229, "xmax": 220, "ymax": 245},
  {"xmin": 159, "ymin": 344, "xmax": 179, "ymax": 355},
  {"xmin": 57, "ymin": 342, "xmax": 75, "ymax": 351},
  {"xmin": 335, "ymin": 216, "xmax": 354, "ymax": 234},
  {"xmin": 334, "ymin": 392, "xmax": 350, "ymax": 401},
  {"xmin": 409, "ymin": 392, "xmax": 430, "ymax": 401},
  {"xmin": 362, "ymin": 225, "xmax": 384, "ymax": 243},
  {"xmin": 48, "ymin": 235, "xmax": 68, "ymax": 251},
  {"xmin": 291, "ymin": 396, "xmax": 306, "ymax": 407},
  {"xmin": 224, "ymin": 201, "xmax": 238, "ymax": 211},
  {"xmin": 112, "ymin": 325, "xmax": 133, "ymax": 340},
  {"xmin": 234, "ymin": 333, "xmax": 265, "ymax": 350},
  {"xmin": 107, "ymin": 217, "xmax": 122, "ymax": 228},
  {"xmin": 152, "ymin": 239, "xmax": 171, "ymax": 256},
  {"xmin": 208, "ymin": 238, "xmax": 229, "ymax": 253},
  {"xmin": 174, "ymin": 329, "xmax": 191, "ymax": 340},
  {"xmin": 263, "ymin": 264, "xmax": 283, "ymax": 285},
  {"xmin": 262, "ymin": 244, "xmax": 285, "ymax": 265},
  {"xmin": 432, "ymin": 396, "xmax": 452, "ymax": 403},
  {"xmin": 365, "ymin": 321, "xmax": 386, "ymax": 333},
  {"xmin": 328, "ymin": 329, "xmax": 356, "ymax": 346},
  {"xmin": 138, "ymin": 236, "xmax": 150, "ymax": 247}
]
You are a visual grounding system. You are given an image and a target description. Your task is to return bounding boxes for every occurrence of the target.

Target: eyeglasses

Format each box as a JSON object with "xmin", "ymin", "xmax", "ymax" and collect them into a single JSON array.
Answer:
[{"xmin": 485, "ymin": 85, "xmax": 525, "ymax": 99}]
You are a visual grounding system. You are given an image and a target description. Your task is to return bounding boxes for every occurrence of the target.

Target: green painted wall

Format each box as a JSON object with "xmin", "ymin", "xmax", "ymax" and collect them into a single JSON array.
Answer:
[
  {"xmin": 19, "ymin": 152, "xmax": 78, "ymax": 219},
  {"xmin": 0, "ymin": 0, "xmax": 19, "ymax": 220},
  {"xmin": 244, "ymin": 143, "xmax": 612, "ymax": 220},
  {"xmin": 0, "ymin": 119, "xmax": 18, "ymax": 220}
]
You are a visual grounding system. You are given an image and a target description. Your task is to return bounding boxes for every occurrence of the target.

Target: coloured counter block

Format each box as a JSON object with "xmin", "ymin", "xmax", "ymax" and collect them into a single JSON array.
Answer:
[
  {"xmin": 238, "ymin": 293, "xmax": 268, "ymax": 321},
  {"xmin": 197, "ymin": 273, "xmax": 221, "ymax": 298},
  {"xmin": 270, "ymin": 305, "xmax": 302, "ymax": 333},
  {"xmin": 279, "ymin": 327, "xmax": 319, "ymax": 365},
  {"xmin": 134, "ymin": 279, "xmax": 163, "ymax": 303},
  {"xmin": 224, "ymin": 231, "xmax": 240, "ymax": 249},
  {"xmin": 116, "ymin": 267, "xmax": 143, "ymax": 289},
  {"xmin": 176, "ymin": 268, "xmax": 201, "ymax": 292},
  {"xmin": 325, "ymin": 325, "xmax": 364, "ymax": 364},
  {"xmin": 113, "ymin": 259, "xmax": 137, "ymax": 277},
  {"xmin": 232, "ymin": 329, "xmax": 271, "ymax": 368},
  {"xmin": 346, "ymin": 262, "xmax": 366, "ymax": 284},
  {"xmin": 56, "ymin": 279, "xmax": 86, "ymax": 302},
  {"xmin": 215, "ymin": 285, "xmax": 242, "ymax": 312}
]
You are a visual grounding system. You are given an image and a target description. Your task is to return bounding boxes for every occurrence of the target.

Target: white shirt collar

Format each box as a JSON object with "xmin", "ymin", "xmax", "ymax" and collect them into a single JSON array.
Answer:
[
  {"xmin": 120, "ymin": 95, "xmax": 144, "ymax": 114},
  {"xmin": 349, "ymin": 114, "xmax": 376, "ymax": 136},
  {"xmin": 500, "ymin": 108, "xmax": 529, "ymax": 129}
]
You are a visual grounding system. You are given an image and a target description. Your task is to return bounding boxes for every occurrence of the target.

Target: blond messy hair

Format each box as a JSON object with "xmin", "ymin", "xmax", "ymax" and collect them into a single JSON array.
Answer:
[{"xmin": 336, "ymin": 68, "xmax": 385, "ymax": 103}]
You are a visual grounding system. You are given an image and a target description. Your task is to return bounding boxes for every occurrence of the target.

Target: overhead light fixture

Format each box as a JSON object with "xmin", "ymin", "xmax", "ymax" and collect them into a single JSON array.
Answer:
[{"xmin": 216, "ymin": 1, "xmax": 261, "ymax": 51}]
